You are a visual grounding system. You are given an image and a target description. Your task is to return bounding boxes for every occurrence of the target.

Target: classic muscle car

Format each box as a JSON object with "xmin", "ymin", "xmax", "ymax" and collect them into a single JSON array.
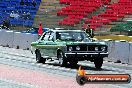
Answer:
[{"xmin": 31, "ymin": 29, "xmax": 108, "ymax": 69}]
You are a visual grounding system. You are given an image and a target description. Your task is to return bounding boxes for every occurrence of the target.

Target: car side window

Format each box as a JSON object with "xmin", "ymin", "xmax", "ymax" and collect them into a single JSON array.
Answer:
[
  {"xmin": 40, "ymin": 33, "xmax": 45, "ymax": 40},
  {"xmin": 49, "ymin": 32, "xmax": 55, "ymax": 41},
  {"xmin": 41, "ymin": 32, "xmax": 50, "ymax": 41}
]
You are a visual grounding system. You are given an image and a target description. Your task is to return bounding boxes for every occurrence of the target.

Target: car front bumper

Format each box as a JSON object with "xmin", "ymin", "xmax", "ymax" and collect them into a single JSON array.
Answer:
[{"xmin": 65, "ymin": 52, "xmax": 108, "ymax": 58}]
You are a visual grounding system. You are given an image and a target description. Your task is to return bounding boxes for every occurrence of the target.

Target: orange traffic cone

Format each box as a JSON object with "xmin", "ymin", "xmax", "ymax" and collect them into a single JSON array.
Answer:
[{"xmin": 38, "ymin": 22, "xmax": 43, "ymax": 35}]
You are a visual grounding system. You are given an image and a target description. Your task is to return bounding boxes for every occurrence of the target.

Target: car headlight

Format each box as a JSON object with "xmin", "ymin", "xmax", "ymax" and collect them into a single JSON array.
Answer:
[
  {"xmin": 101, "ymin": 46, "xmax": 106, "ymax": 51},
  {"xmin": 95, "ymin": 47, "xmax": 98, "ymax": 51},
  {"xmin": 76, "ymin": 46, "xmax": 80, "ymax": 50},
  {"xmin": 69, "ymin": 47, "xmax": 73, "ymax": 51}
]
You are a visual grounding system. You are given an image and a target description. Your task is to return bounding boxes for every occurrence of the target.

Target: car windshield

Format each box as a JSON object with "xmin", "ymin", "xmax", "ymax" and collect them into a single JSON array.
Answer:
[{"xmin": 56, "ymin": 31, "xmax": 90, "ymax": 42}]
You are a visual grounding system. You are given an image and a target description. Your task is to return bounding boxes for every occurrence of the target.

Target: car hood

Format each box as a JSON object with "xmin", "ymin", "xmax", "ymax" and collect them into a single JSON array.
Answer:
[
  {"xmin": 31, "ymin": 41, "xmax": 106, "ymax": 46},
  {"xmin": 57, "ymin": 41, "xmax": 106, "ymax": 46}
]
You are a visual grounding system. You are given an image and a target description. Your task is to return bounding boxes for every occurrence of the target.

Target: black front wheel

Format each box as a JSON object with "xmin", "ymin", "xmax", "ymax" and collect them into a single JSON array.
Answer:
[
  {"xmin": 58, "ymin": 52, "xmax": 67, "ymax": 67},
  {"xmin": 94, "ymin": 57, "xmax": 103, "ymax": 69},
  {"xmin": 36, "ymin": 50, "xmax": 46, "ymax": 63},
  {"xmin": 69, "ymin": 60, "xmax": 78, "ymax": 67}
]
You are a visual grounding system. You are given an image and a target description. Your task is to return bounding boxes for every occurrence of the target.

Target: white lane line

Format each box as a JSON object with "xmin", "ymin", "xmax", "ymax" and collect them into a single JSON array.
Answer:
[
  {"xmin": 30, "ymin": 62, "xmax": 36, "ymax": 65},
  {"xmin": 0, "ymin": 53, "xmax": 35, "ymax": 63},
  {"xmin": 58, "ymin": 67, "xmax": 66, "ymax": 70},
  {"xmin": 51, "ymin": 66, "xmax": 60, "ymax": 70},
  {"xmin": 41, "ymin": 64, "xmax": 48, "ymax": 67},
  {"xmin": 46, "ymin": 65, "xmax": 54, "ymax": 69},
  {"xmin": 35, "ymin": 63, "xmax": 43, "ymax": 67},
  {"xmin": 72, "ymin": 69, "xmax": 77, "ymax": 72},
  {"xmin": 65, "ymin": 68, "xmax": 71, "ymax": 71}
]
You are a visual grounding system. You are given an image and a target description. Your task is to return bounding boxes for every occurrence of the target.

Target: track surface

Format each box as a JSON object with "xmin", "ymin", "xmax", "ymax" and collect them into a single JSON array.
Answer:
[{"xmin": 0, "ymin": 46, "xmax": 131, "ymax": 88}]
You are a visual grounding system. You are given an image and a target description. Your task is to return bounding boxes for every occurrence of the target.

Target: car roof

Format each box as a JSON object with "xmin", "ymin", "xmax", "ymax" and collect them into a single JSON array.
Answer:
[{"xmin": 50, "ymin": 29, "xmax": 84, "ymax": 32}]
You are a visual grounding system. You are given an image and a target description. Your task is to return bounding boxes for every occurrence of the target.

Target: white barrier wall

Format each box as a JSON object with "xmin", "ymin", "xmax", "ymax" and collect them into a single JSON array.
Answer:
[
  {"xmin": 0, "ymin": 30, "xmax": 14, "ymax": 47},
  {"xmin": 5, "ymin": 31, "xmax": 14, "ymax": 48},
  {"xmin": 13, "ymin": 32, "xmax": 38, "ymax": 50},
  {"xmin": 19, "ymin": 33, "xmax": 38, "ymax": 50},
  {"xmin": 13, "ymin": 32, "xmax": 23, "ymax": 49},
  {"xmin": 103, "ymin": 39, "xmax": 113, "ymax": 61},
  {"xmin": 103, "ymin": 39, "xmax": 113, "ymax": 52},
  {"xmin": 0, "ymin": 30, "xmax": 38, "ymax": 50},
  {"xmin": 108, "ymin": 41, "xmax": 129, "ymax": 64},
  {"xmin": 0, "ymin": 30, "xmax": 4, "ymax": 45},
  {"xmin": 107, "ymin": 41, "xmax": 116, "ymax": 62},
  {"xmin": 129, "ymin": 42, "xmax": 132, "ymax": 65}
]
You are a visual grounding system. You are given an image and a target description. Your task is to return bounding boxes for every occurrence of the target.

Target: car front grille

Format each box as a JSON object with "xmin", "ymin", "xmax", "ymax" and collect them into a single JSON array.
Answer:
[
  {"xmin": 88, "ymin": 45, "xmax": 107, "ymax": 51},
  {"xmin": 67, "ymin": 45, "xmax": 107, "ymax": 52}
]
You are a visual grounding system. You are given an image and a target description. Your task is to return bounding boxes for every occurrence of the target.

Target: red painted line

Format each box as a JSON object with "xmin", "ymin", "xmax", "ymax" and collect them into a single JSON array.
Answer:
[{"xmin": 0, "ymin": 64, "xmax": 106, "ymax": 88}]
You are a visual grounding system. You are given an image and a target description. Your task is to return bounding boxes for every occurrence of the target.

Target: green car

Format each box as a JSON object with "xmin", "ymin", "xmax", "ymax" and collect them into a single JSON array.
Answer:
[{"xmin": 31, "ymin": 29, "xmax": 108, "ymax": 69}]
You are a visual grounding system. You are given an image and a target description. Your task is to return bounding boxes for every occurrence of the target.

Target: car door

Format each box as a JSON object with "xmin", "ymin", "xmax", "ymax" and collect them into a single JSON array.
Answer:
[
  {"xmin": 46, "ymin": 32, "xmax": 58, "ymax": 57},
  {"xmin": 37, "ymin": 31, "xmax": 51, "ymax": 57},
  {"xmin": 37, "ymin": 31, "xmax": 57, "ymax": 57}
]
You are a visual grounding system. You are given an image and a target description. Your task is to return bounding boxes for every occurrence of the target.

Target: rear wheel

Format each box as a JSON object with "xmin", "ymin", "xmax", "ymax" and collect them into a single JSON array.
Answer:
[
  {"xmin": 58, "ymin": 52, "xmax": 67, "ymax": 66},
  {"xmin": 36, "ymin": 50, "xmax": 46, "ymax": 63},
  {"xmin": 94, "ymin": 57, "xmax": 103, "ymax": 69}
]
